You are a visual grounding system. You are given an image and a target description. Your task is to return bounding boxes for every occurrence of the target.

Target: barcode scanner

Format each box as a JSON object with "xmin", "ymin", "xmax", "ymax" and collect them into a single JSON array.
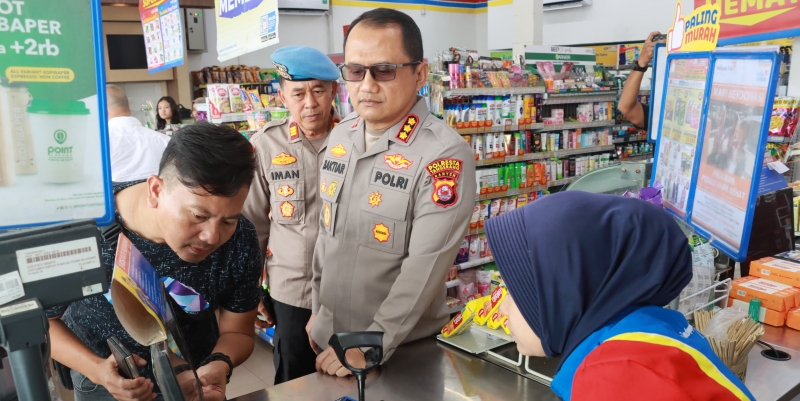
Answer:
[{"xmin": 329, "ymin": 332, "xmax": 383, "ymax": 401}]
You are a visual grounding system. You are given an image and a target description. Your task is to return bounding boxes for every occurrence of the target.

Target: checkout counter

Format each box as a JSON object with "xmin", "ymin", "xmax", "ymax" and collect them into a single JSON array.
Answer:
[
  {"xmin": 230, "ymin": 325, "xmax": 800, "ymax": 401},
  {"xmin": 231, "ymin": 160, "xmax": 800, "ymax": 401}
]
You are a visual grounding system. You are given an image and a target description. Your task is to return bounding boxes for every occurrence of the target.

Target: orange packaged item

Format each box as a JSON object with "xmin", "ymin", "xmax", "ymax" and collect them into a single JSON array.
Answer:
[
  {"xmin": 474, "ymin": 286, "xmax": 507, "ymax": 326},
  {"xmin": 487, "ymin": 311, "xmax": 504, "ymax": 330},
  {"xmin": 751, "ymin": 257, "xmax": 800, "ymax": 287},
  {"xmin": 730, "ymin": 276, "xmax": 800, "ymax": 312},
  {"xmin": 788, "ymin": 308, "xmax": 800, "ymax": 331},
  {"xmin": 728, "ymin": 298, "xmax": 786, "ymax": 327},
  {"xmin": 500, "ymin": 315, "xmax": 511, "ymax": 335},
  {"xmin": 441, "ymin": 299, "xmax": 479, "ymax": 338}
]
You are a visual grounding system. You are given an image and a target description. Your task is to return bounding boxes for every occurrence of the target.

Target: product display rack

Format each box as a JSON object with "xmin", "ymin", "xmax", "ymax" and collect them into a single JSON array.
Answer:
[
  {"xmin": 455, "ymin": 123, "xmax": 545, "ymax": 135},
  {"xmin": 443, "ymin": 86, "xmax": 546, "ymax": 97},
  {"xmin": 541, "ymin": 91, "xmax": 618, "ymax": 105},
  {"xmin": 476, "ymin": 144, "xmax": 616, "ymax": 167},
  {"xmin": 210, "ymin": 112, "xmax": 249, "ymax": 124}
]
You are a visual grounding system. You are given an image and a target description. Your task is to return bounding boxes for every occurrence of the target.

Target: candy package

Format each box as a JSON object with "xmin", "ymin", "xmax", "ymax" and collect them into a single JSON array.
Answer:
[
  {"xmin": 455, "ymin": 236, "xmax": 470, "ymax": 265},
  {"xmin": 228, "ymin": 84, "xmax": 244, "ymax": 113},
  {"xmin": 474, "ymin": 286, "xmax": 507, "ymax": 326},
  {"xmin": 246, "ymin": 89, "xmax": 264, "ymax": 110}
]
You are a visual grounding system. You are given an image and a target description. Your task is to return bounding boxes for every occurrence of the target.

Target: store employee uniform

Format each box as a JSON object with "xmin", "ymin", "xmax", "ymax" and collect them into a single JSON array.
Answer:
[
  {"xmin": 242, "ymin": 46, "xmax": 341, "ymax": 384},
  {"xmin": 311, "ymin": 97, "xmax": 477, "ymax": 361}
]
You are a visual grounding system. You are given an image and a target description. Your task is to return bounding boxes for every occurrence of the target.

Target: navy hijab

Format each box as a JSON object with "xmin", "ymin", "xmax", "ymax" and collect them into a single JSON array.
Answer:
[{"xmin": 484, "ymin": 191, "xmax": 692, "ymax": 362}]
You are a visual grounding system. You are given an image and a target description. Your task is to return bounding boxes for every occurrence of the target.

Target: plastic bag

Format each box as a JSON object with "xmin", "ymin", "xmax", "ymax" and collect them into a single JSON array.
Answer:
[{"xmin": 703, "ymin": 307, "xmax": 748, "ymax": 343}]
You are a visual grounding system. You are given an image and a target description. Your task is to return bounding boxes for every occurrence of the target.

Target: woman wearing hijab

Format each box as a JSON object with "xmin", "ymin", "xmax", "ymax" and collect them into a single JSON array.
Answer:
[{"xmin": 486, "ymin": 191, "xmax": 754, "ymax": 401}]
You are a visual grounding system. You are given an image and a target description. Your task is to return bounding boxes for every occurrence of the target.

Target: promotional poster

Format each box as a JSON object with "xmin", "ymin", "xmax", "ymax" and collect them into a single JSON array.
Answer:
[
  {"xmin": 139, "ymin": 0, "xmax": 185, "ymax": 73},
  {"xmin": 0, "ymin": 0, "xmax": 113, "ymax": 229},
  {"xmin": 654, "ymin": 57, "xmax": 710, "ymax": 216},
  {"xmin": 691, "ymin": 57, "xmax": 775, "ymax": 252}
]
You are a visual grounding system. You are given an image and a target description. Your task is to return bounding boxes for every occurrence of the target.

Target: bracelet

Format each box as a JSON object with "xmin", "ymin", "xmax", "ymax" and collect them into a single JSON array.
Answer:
[
  {"xmin": 201, "ymin": 352, "xmax": 234, "ymax": 384},
  {"xmin": 173, "ymin": 364, "xmax": 192, "ymax": 376}
]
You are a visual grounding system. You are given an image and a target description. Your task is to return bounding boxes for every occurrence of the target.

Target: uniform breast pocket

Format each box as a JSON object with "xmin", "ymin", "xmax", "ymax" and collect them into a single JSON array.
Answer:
[
  {"xmin": 359, "ymin": 188, "xmax": 411, "ymax": 255},
  {"xmin": 270, "ymin": 180, "xmax": 305, "ymax": 225}
]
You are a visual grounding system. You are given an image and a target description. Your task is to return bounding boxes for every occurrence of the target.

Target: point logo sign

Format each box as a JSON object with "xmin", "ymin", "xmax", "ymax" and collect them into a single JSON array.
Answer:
[{"xmin": 54, "ymin": 130, "xmax": 67, "ymax": 144}]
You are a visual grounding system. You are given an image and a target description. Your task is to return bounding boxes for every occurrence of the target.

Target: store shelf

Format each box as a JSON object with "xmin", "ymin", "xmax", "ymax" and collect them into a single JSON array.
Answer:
[
  {"xmin": 455, "ymin": 123, "xmax": 544, "ymax": 135},
  {"xmin": 448, "ymin": 305, "xmax": 464, "ymax": 315},
  {"xmin": 472, "ymin": 324, "xmax": 513, "ymax": 343},
  {"xmin": 542, "ymin": 92, "xmax": 618, "ymax": 105},
  {"xmin": 444, "ymin": 86, "xmax": 545, "ymax": 97},
  {"xmin": 621, "ymin": 153, "xmax": 654, "ymax": 161},
  {"xmin": 613, "ymin": 135, "xmax": 648, "ymax": 143},
  {"xmin": 457, "ymin": 256, "xmax": 494, "ymax": 270},
  {"xmin": 768, "ymin": 136, "xmax": 790, "ymax": 143},
  {"xmin": 476, "ymin": 145, "xmax": 616, "ymax": 167},
  {"xmin": 479, "ymin": 184, "xmax": 546, "ymax": 201},
  {"xmin": 546, "ymin": 87, "xmax": 615, "ymax": 95},
  {"xmin": 539, "ymin": 121, "xmax": 617, "ymax": 131},
  {"xmin": 468, "ymin": 226, "xmax": 486, "ymax": 236},
  {"xmin": 446, "ymin": 279, "xmax": 461, "ymax": 289},
  {"xmin": 211, "ymin": 113, "xmax": 249, "ymax": 123},
  {"xmin": 199, "ymin": 82, "xmax": 266, "ymax": 89}
]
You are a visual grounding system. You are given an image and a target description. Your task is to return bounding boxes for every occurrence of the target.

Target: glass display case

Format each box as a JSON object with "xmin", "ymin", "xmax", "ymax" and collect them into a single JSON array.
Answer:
[{"xmin": 565, "ymin": 159, "xmax": 653, "ymax": 195}]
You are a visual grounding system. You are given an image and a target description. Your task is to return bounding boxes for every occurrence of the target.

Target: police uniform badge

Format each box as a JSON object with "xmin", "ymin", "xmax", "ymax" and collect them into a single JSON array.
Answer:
[
  {"xmin": 425, "ymin": 158, "xmax": 463, "ymax": 208},
  {"xmin": 274, "ymin": 62, "xmax": 291, "ymax": 80}
]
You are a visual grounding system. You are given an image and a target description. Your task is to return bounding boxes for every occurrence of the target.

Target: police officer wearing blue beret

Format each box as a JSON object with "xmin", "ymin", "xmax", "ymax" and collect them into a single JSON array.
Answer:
[{"xmin": 242, "ymin": 46, "xmax": 341, "ymax": 384}]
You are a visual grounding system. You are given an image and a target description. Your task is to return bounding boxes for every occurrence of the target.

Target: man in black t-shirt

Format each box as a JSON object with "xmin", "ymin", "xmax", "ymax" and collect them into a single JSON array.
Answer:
[
  {"xmin": 618, "ymin": 32, "xmax": 665, "ymax": 131},
  {"xmin": 46, "ymin": 122, "xmax": 262, "ymax": 401}
]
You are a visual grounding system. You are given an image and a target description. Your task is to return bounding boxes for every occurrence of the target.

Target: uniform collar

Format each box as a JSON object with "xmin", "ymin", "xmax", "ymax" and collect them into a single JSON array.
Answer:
[{"xmin": 286, "ymin": 107, "xmax": 341, "ymax": 144}]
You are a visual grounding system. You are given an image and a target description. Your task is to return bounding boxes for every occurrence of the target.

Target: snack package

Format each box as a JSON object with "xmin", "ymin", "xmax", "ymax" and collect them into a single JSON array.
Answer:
[
  {"xmin": 239, "ymin": 89, "xmax": 254, "ymax": 112},
  {"xmin": 468, "ymin": 235, "xmax": 480, "ymax": 262},
  {"xmin": 728, "ymin": 298, "xmax": 786, "ymax": 327},
  {"xmin": 474, "ymin": 286, "xmax": 507, "ymax": 326},
  {"xmin": 489, "ymin": 198, "xmax": 501, "ymax": 218},
  {"xmin": 479, "ymin": 234, "xmax": 488, "ymax": 259},
  {"xmin": 771, "ymin": 97, "xmax": 793, "ymax": 137},
  {"xmin": 228, "ymin": 84, "xmax": 244, "ymax": 113},
  {"xmin": 487, "ymin": 311, "xmax": 504, "ymax": 330},
  {"xmin": 788, "ymin": 307, "xmax": 800, "ymax": 331},
  {"xmin": 207, "ymin": 84, "xmax": 231, "ymax": 119},
  {"xmin": 490, "ymin": 271, "xmax": 503, "ymax": 293},
  {"xmin": 751, "ymin": 257, "xmax": 800, "ymax": 287},
  {"xmin": 500, "ymin": 315, "xmax": 511, "ymax": 335},
  {"xmin": 470, "ymin": 202, "xmax": 480, "ymax": 230},
  {"xmin": 477, "ymin": 270, "xmax": 492, "ymax": 296},
  {"xmin": 455, "ymin": 236, "xmax": 470, "ymax": 265},
  {"xmin": 246, "ymin": 89, "xmax": 263, "ymax": 110},
  {"xmin": 730, "ymin": 276, "xmax": 800, "ymax": 312},
  {"xmin": 441, "ymin": 307, "xmax": 474, "ymax": 338}
]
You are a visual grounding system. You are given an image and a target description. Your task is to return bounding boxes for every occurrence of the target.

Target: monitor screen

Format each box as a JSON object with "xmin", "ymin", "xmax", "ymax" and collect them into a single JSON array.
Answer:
[{"xmin": 107, "ymin": 34, "xmax": 148, "ymax": 70}]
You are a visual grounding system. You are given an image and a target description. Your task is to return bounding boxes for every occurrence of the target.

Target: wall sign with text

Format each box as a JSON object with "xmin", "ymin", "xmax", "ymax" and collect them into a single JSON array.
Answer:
[{"xmin": 695, "ymin": 0, "xmax": 800, "ymax": 45}]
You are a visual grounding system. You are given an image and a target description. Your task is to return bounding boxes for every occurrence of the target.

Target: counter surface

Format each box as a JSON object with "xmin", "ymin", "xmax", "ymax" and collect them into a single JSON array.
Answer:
[
  {"xmin": 230, "ymin": 338, "xmax": 560, "ymax": 401},
  {"xmin": 232, "ymin": 326, "xmax": 800, "ymax": 401}
]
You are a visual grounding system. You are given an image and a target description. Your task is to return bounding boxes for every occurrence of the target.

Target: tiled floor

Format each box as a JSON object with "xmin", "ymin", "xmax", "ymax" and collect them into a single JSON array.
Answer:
[{"xmin": 226, "ymin": 338, "xmax": 275, "ymax": 399}]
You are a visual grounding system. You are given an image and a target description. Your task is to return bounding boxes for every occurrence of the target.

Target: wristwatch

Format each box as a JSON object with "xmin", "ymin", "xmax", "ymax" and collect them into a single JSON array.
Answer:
[
  {"xmin": 633, "ymin": 59, "xmax": 649, "ymax": 73},
  {"xmin": 201, "ymin": 352, "xmax": 234, "ymax": 383}
]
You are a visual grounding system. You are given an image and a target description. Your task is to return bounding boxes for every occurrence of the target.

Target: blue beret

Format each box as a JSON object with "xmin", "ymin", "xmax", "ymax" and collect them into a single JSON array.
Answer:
[{"xmin": 271, "ymin": 46, "xmax": 340, "ymax": 82}]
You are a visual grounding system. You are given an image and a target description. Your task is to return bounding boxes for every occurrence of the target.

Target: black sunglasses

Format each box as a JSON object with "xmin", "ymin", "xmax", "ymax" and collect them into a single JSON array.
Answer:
[{"xmin": 339, "ymin": 62, "xmax": 422, "ymax": 82}]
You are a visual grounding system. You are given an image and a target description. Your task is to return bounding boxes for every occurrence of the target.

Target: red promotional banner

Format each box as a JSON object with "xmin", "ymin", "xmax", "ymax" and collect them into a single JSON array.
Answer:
[{"xmin": 695, "ymin": 0, "xmax": 800, "ymax": 45}]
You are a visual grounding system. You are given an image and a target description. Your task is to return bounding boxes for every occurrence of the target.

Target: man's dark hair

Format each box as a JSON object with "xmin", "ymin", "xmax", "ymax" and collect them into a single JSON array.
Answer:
[
  {"xmin": 344, "ymin": 8, "xmax": 423, "ymax": 62},
  {"xmin": 159, "ymin": 121, "xmax": 256, "ymax": 197}
]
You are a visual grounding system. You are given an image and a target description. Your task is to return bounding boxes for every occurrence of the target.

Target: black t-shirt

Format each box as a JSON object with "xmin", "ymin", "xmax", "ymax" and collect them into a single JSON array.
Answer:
[
  {"xmin": 633, "ymin": 103, "xmax": 650, "ymax": 131},
  {"xmin": 46, "ymin": 180, "xmax": 262, "ymax": 391}
]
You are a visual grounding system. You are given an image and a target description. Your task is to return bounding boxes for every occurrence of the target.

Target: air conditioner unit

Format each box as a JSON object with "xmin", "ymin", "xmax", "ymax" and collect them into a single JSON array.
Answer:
[
  {"xmin": 543, "ymin": 0, "xmax": 593, "ymax": 11},
  {"xmin": 278, "ymin": 0, "xmax": 330, "ymax": 15}
]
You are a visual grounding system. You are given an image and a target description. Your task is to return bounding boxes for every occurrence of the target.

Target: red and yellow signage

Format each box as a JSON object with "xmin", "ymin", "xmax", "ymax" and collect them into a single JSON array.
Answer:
[
  {"xmin": 668, "ymin": 0, "xmax": 722, "ymax": 53},
  {"xmin": 695, "ymin": 0, "xmax": 800, "ymax": 45}
]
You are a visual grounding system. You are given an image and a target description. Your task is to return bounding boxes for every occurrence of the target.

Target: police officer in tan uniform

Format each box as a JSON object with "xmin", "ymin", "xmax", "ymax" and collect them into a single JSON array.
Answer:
[
  {"xmin": 308, "ymin": 9, "xmax": 477, "ymax": 376},
  {"xmin": 242, "ymin": 46, "xmax": 341, "ymax": 384}
]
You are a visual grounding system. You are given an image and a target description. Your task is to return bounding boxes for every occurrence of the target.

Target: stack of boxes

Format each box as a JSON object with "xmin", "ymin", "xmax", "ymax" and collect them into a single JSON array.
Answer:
[{"xmin": 729, "ymin": 255, "xmax": 800, "ymax": 329}]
